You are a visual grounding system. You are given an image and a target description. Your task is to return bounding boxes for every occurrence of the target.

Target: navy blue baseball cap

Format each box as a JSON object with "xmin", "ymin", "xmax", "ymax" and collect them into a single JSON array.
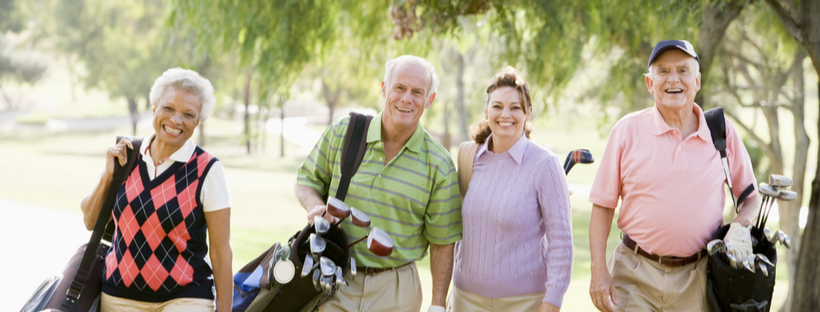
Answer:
[{"xmin": 647, "ymin": 40, "xmax": 699, "ymax": 70}]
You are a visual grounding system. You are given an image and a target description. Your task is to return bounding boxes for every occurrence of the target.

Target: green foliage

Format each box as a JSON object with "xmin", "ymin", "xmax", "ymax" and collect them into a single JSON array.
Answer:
[
  {"xmin": 0, "ymin": 38, "xmax": 49, "ymax": 109},
  {"xmin": 0, "ymin": 0, "xmax": 25, "ymax": 33}
]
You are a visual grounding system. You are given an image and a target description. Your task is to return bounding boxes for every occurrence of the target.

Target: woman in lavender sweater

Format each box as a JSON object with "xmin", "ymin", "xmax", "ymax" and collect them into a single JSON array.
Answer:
[{"xmin": 451, "ymin": 67, "xmax": 573, "ymax": 312}]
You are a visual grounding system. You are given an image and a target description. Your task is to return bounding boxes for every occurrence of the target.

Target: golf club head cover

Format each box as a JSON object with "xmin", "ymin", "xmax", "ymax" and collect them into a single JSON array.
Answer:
[{"xmin": 724, "ymin": 222, "xmax": 753, "ymax": 265}]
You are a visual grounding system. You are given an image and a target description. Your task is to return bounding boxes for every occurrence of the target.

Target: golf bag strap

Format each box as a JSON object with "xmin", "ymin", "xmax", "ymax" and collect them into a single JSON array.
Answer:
[
  {"xmin": 457, "ymin": 141, "xmax": 478, "ymax": 200},
  {"xmin": 64, "ymin": 136, "xmax": 142, "ymax": 309},
  {"xmin": 337, "ymin": 112, "xmax": 372, "ymax": 201},
  {"xmin": 704, "ymin": 107, "xmax": 727, "ymax": 158}
]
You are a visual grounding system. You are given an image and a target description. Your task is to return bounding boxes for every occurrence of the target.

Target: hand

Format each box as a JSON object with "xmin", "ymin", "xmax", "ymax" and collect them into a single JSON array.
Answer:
[
  {"xmin": 539, "ymin": 302, "xmax": 560, "ymax": 312},
  {"xmin": 306, "ymin": 204, "xmax": 338, "ymax": 224},
  {"xmin": 427, "ymin": 305, "xmax": 445, "ymax": 312},
  {"xmin": 589, "ymin": 267, "xmax": 617, "ymax": 312},
  {"xmin": 724, "ymin": 222, "xmax": 753, "ymax": 266},
  {"xmin": 105, "ymin": 138, "xmax": 134, "ymax": 177}
]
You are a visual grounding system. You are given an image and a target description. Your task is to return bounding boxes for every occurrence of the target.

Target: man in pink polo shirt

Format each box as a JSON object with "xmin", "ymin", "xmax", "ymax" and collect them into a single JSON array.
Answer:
[{"xmin": 587, "ymin": 40, "xmax": 762, "ymax": 312}]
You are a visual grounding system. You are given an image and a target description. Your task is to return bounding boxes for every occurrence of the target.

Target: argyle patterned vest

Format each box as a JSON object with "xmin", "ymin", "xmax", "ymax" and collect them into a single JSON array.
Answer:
[{"xmin": 102, "ymin": 146, "xmax": 217, "ymax": 302}]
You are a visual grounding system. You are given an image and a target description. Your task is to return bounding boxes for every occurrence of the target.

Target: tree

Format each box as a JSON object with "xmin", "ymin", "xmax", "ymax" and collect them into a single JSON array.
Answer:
[
  {"xmin": 0, "ymin": 39, "xmax": 49, "ymax": 110},
  {"xmin": 761, "ymin": 0, "xmax": 820, "ymax": 309}
]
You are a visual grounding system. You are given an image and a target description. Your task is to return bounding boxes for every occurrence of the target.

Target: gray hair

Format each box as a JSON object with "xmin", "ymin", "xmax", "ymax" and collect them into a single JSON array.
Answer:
[
  {"xmin": 149, "ymin": 68, "xmax": 216, "ymax": 123},
  {"xmin": 645, "ymin": 61, "xmax": 701, "ymax": 79},
  {"xmin": 383, "ymin": 55, "xmax": 439, "ymax": 98}
]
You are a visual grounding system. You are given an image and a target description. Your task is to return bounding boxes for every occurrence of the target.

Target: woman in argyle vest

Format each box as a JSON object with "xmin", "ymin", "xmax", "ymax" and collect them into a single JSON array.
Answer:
[{"xmin": 81, "ymin": 68, "xmax": 233, "ymax": 311}]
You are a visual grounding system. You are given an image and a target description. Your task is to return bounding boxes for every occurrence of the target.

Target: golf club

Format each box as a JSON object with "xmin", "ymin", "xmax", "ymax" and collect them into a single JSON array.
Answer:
[
  {"xmin": 350, "ymin": 257, "xmax": 357, "ymax": 277},
  {"xmin": 769, "ymin": 174, "xmax": 793, "ymax": 189},
  {"xmin": 756, "ymin": 254, "xmax": 774, "ymax": 267},
  {"xmin": 707, "ymin": 239, "xmax": 725, "ymax": 256},
  {"xmin": 335, "ymin": 265, "xmax": 347, "ymax": 286},
  {"xmin": 775, "ymin": 230, "xmax": 791, "ymax": 249},
  {"xmin": 563, "ymin": 149, "xmax": 594, "ymax": 175},
  {"xmin": 336, "ymin": 207, "xmax": 371, "ymax": 228},
  {"xmin": 320, "ymin": 256, "xmax": 336, "ymax": 277},
  {"xmin": 312, "ymin": 269, "xmax": 322, "ymax": 291},
  {"xmin": 314, "ymin": 215, "xmax": 331, "ymax": 236},
  {"xmin": 343, "ymin": 227, "xmax": 395, "ymax": 257},
  {"xmin": 301, "ymin": 255, "xmax": 315, "ymax": 278},
  {"xmin": 760, "ymin": 190, "xmax": 796, "ymax": 231},
  {"xmin": 755, "ymin": 183, "xmax": 779, "ymax": 231}
]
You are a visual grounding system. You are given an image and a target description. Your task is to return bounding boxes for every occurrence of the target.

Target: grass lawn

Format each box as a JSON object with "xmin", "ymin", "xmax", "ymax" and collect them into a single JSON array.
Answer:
[{"xmin": 0, "ymin": 113, "xmax": 791, "ymax": 311}]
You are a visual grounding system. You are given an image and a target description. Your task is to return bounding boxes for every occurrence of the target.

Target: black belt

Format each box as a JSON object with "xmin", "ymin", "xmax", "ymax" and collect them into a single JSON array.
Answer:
[
  {"xmin": 356, "ymin": 262, "xmax": 411, "ymax": 275},
  {"xmin": 622, "ymin": 234, "xmax": 706, "ymax": 267}
]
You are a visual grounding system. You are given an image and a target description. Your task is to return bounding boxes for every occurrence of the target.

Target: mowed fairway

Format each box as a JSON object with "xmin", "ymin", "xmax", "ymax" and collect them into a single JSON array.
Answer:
[{"xmin": 0, "ymin": 114, "xmax": 790, "ymax": 311}]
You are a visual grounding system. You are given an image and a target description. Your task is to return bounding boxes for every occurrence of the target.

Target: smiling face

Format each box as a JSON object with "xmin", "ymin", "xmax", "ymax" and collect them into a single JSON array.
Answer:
[
  {"xmin": 646, "ymin": 49, "xmax": 701, "ymax": 111},
  {"xmin": 381, "ymin": 63, "xmax": 435, "ymax": 135},
  {"xmin": 486, "ymin": 86, "xmax": 530, "ymax": 144},
  {"xmin": 152, "ymin": 87, "xmax": 201, "ymax": 148}
]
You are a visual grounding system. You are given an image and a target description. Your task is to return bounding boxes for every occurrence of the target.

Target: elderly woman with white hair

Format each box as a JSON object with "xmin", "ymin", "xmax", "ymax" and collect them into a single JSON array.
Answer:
[{"xmin": 81, "ymin": 68, "xmax": 232, "ymax": 311}]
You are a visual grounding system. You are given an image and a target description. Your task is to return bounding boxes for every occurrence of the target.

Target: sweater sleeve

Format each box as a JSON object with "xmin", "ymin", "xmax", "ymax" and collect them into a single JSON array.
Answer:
[{"xmin": 538, "ymin": 154, "xmax": 574, "ymax": 307}]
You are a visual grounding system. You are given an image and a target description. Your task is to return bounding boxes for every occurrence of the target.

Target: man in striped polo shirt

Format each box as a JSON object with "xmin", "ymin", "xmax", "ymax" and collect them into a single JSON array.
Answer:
[{"xmin": 295, "ymin": 55, "xmax": 461, "ymax": 312}]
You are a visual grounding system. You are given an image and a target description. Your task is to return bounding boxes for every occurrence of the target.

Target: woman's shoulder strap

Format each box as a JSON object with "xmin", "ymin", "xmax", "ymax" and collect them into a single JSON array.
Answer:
[{"xmin": 457, "ymin": 141, "xmax": 478, "ymax": 201}]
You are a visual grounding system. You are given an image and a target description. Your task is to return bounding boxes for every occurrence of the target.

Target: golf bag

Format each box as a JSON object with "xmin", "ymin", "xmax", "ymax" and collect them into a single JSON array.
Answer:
[
  {"xmin": 20, "ymin": 136, "xmax": 142, "ymax": 312},
  {"xmin": 230, "ymin": 112, "xmax": 371, "ymax": 312},
  {"xmin": 707, "ymin": 224, "xmax": 777, "ymax": 312},
  {"xmin": 231, "ymin": 222, "xmax": 351, "ymax": 312},
  {"xmin": 703, "ymin": 108, "xmax": 776, "ymax": 312}
]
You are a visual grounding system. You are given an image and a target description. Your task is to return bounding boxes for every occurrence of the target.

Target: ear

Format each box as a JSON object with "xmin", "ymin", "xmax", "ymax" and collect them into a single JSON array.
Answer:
[
  {"xmin": 695, "ymin": 72, "xmax": 702, "ymax": 91},
  {"xmin": 152, "ymin": 104, "xmax": 157, "ymax": 114},
  {"xmin": 426, "ymin": 92, "xmax": 436, "ymax": 108},
  {"xmin": 381, "ymin": 81, "xmax": 386, "ymax": 99},
  {"xmin": 645, "ymin": 75, "xmax": 653, "ymax": 94}
]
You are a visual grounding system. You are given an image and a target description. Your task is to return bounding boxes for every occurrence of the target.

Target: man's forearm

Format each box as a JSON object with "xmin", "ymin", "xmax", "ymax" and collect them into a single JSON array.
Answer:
[
  {"xmin": 590, "ymin": 205, "xmax": 615, "ymax": 272},
  {"xmin": 295, "ymin": 184, "xmax": 326, "ymax": 211},
  {"xmin": 733, "ymin": 193, "xmax": 761, "ymax": 226},
  {"xmin": 429, "ymin": 242, "xmax": 454, "ymax": 307}
]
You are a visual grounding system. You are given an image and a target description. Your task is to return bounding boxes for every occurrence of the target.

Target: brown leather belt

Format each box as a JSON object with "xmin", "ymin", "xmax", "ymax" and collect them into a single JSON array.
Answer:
[
  {"xmin": 357, "ymin": 262, "xmax": 411, "ymax": 275},
  {"xmin": 622, "ymin": 234, "xmax": 706, "ymax": 267}
]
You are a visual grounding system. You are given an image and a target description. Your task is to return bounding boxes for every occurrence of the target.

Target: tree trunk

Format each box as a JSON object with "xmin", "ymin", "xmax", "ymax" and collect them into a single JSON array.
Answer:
[
  {"xmin": 127, "ymin": 97, "xmax": 139, "ymax": 135},
  {"xmin": 443, "ymin": 100, "xmax": 451, "ymax": 150},
  {"xmin": 695, "ymin": 0, "xmax": 746, "ymax": 108},
  {"xmin": 455, "ymin": 51, "xmax": 468, "ymax": 142},
  {"xmin": 321, "ymin": 79, "xmax": 339, "ymax": 126},
  {"xmin": 793, "ymin": 79, "xmax": 820, "ymax": 311},
  {"xmin": 244, "ymin": 70, "xmax": 252, "ymax": 154},
  {"xmin": 778, "ymin": 51, "xmax": 808, "ymax": 312}
]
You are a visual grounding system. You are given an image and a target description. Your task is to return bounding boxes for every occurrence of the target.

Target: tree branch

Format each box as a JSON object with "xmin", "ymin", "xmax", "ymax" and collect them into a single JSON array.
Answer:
[
  {"xmin": 764, "ymin": 0, "xmax": 803, "ymax": 43},
  {"xmin": 724, "ymin": 107, "xmax": 771, "ymax": 153}
]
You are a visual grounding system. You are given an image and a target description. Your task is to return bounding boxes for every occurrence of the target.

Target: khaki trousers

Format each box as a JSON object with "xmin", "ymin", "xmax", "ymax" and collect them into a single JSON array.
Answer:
[
  {"xmin": 450, "ymin": 286, "xmax": 543, "ymax": 312},
  {"xmin": 101, "ymin": 293, "xmax": 215, "ymax": 312},
  {"xmin": 609, "ymin": 241, "xmax": 709, "ymax": 312},
  {"xmin": 316, "ymin": 262, "xmax": 422, "ymax": 312}
]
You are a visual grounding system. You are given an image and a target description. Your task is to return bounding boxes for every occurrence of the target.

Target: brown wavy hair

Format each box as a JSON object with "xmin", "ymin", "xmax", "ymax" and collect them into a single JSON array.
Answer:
[{"xmin": 470, "ymin": 66, "xmax": 533, "ymax": 144}]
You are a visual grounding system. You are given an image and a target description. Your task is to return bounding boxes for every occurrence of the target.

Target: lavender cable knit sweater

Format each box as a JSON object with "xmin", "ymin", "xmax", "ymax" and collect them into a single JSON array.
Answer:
[{"xmin": 452, "ymin": 134, "xmax": 573, "ymax": 307}]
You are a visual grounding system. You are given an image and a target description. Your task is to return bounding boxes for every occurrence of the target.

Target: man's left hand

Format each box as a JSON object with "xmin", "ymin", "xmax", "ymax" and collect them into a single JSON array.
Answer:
[
  {"xmin": 427, "ymin": 305, "xmax": 445, "ymax": 312},
  {"xmin": 724, "ymin": 222, "xmax": 753, "ymax": 267}
]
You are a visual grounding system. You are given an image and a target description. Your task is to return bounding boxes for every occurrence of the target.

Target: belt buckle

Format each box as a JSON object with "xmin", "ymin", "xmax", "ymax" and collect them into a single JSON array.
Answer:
[{"xmin": 657, "ymin": 255, "xmax": 665, "ymax": 267}]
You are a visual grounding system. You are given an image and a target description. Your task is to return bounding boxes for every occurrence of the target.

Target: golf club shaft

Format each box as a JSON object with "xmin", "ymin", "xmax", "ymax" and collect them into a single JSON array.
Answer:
[{"xmin": 342, "ymin": 235, "xmax": 367, "ymax": 251}]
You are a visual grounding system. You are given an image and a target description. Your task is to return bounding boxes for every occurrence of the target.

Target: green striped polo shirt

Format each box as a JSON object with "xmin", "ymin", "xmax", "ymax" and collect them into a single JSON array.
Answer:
[{"xmin": 296, "ymin": 112, "xmax": 462, "ymax": 268}]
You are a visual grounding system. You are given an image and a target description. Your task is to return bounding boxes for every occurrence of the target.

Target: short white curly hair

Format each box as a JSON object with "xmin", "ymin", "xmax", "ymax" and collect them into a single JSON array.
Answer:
[
  {"xmin": 383, "ymin": 55, "xmax": 439, "ymax": 98},
  {"xmin": 149, "ymin": 68, "xmax": 216, "ymax": 123}
]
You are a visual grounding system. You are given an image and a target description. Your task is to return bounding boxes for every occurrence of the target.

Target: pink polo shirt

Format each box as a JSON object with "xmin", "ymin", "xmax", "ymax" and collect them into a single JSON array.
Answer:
[{"xmin": 589, "ymin": 103, "xmax": 758, "ymax": 257}]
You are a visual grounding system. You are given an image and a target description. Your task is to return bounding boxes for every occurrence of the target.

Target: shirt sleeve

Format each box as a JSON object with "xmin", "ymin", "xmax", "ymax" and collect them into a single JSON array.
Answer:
[
  {"xmin": 589, "ymin": 124, "xmax": 625, "ymax": 209},
  {"xmin": 538, "ymin": 154, "xmax": 574, "ymax": 307},
  {"xmin": 423, "ymin": 157, "xmax": 462, "ymax": 245},
  {"xmin": 201, "ymin": 161, "xmax": 232, "ymax": 212},
  {"xmin": 296, "ymin": 119, "xmax": 345, "ymax": 195},
  {"xmin": 724, "ymin": 117, "xmax": 761, "ymax": 217}
]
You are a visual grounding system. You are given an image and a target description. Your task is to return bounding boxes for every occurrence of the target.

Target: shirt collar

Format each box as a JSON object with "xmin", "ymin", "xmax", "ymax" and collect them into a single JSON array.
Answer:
[
  {"xmin": 366, "ymin": 112, "xmax": 426, "ymax": 154},
  {"xmin": 475, "ymin": 133, "xmax": 528, "ymax": 165},
  {"xmin": 141, "ymin": 135, "xmax": 196, "ymax": 164},
  {"xmin": 650, "ymin": 103, "xmax": 710, "ymax": 142}
]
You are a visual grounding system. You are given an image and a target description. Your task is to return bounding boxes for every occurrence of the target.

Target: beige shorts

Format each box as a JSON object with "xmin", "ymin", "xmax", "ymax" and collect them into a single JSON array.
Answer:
[
  {"xmin": 101, "ymin": 293, "xmax": 215, "ymax": 312},
  {"xmin": 450, "ymin": 286, "xmax": 543, "ymax": 312},
  {"xmin": 316, "ymin": 262, "xmax": 422, "ymax": 312},
  {"xmin": 609, "ymin": 241, "xmax": 709, "ymax": 312}
]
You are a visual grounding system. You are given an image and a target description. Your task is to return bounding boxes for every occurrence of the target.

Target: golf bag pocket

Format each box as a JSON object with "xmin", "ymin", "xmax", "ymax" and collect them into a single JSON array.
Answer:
[
  {"xmin": 20, "ymin": 243, "xmax": 109, "ymax": 312},
  {"xmin": 707, "ymin": 224, "xmax": 777, "ymax": 312}
]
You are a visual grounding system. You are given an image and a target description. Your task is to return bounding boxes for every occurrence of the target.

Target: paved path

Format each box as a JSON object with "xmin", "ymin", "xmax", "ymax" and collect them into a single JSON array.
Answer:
[{"xmin": 0, "ymin": 200, "xmax": 89, "ymax": 310}]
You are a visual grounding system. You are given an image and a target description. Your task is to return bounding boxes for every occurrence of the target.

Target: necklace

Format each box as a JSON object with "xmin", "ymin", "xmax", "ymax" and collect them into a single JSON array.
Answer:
[{"xmin": 147, "ymin": 142, "xmax": 172, "ymax": 177}]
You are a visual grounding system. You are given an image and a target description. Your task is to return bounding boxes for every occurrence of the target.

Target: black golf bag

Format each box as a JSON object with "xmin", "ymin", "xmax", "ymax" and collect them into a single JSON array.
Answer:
[
  {"xmin": 231, "ymin": 222, "xmax": 350, "ymax": 312},
  {"xmin": 707, "ymin": 224, "xmax": 778, "ymax": 312}
]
